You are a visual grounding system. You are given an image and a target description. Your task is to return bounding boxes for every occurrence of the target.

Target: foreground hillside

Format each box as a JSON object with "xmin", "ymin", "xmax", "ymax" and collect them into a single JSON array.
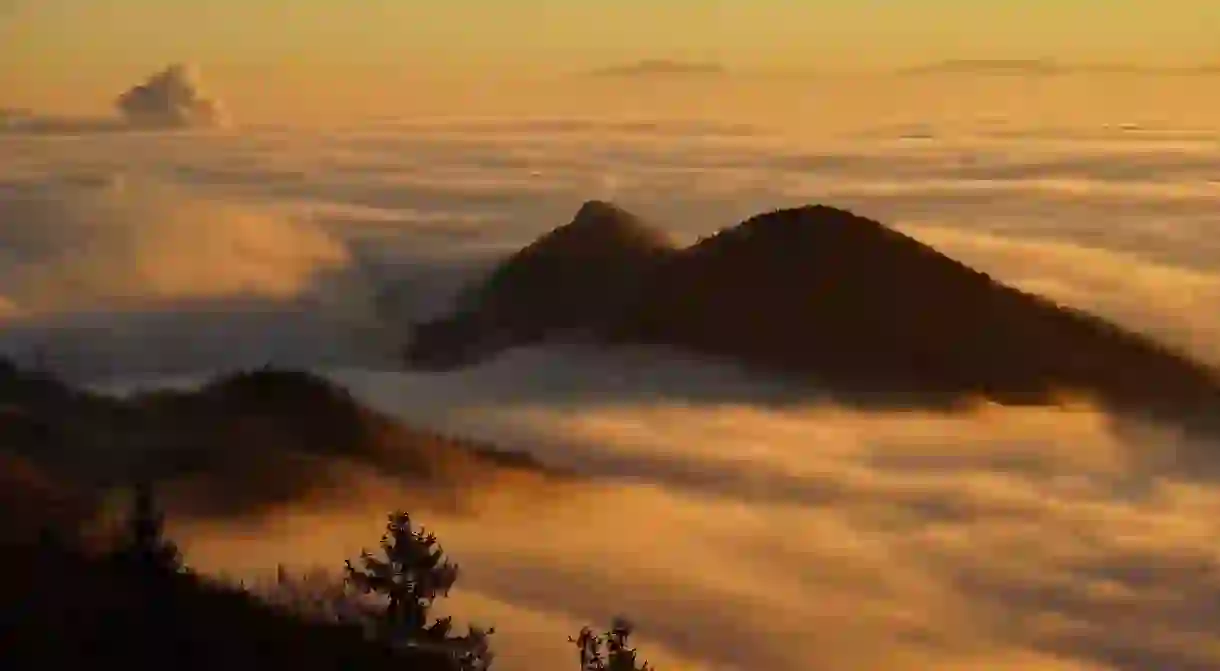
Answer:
[
  {"xmin": 0, "ymin": 362, "xmax": 593, "ymax": 671},
  {"xmin": 0, "ymin": 361, "xmax": 561, "ymax": 521},
  {"xmin": 406, "ymin": 202, "xmax": 1220, "ymax": 425},
  {"xmin": 0, "ymin": 537, "xmax": 452, "ymax": 671}
]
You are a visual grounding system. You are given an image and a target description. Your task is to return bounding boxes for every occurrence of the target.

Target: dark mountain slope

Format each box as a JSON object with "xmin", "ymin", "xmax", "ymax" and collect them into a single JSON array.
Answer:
[
  {"xmin": 405, "ymin": 202, "xmax": 1220, "ymax": 424},
  {"xmin": 406, "ymin": 200, "xmax": 676, "ymax": 367},
  {"xmin": 0, "ymin": 362, "xmax": 563, "ymax": 521},
  {"xmin": 609, "ymin": 205, "xmax": 1220, "ymax": 413}
]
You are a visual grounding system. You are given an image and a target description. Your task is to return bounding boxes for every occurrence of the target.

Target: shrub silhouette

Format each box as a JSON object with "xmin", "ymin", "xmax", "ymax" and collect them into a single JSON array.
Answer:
[
  {"xmin": 253, "ymin": 564, "xmax": 377, "ymax": 625},
  {"xmin": 570, "ymin": 617, "xmax": 655, "ymax": 670},
  {"xmin": 346, "ymin": 511, "xmax": 495, "ymax": 670}
]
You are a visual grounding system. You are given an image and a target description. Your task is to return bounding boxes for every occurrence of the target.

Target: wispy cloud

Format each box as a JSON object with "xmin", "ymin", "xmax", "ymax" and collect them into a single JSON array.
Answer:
[
  {"xmin": 900, "ymin": 59, "xmax": 1220, "ymax": 76},
  {"xmin": 585, "ymin": 59, "xmax": 728, "ymax": 78}
]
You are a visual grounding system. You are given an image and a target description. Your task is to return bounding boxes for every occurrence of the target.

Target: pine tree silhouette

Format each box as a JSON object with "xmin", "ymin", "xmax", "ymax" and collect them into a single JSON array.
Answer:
[{"xmin": 345, "ymin": 511, "xmax": 494, "ymax": 669}]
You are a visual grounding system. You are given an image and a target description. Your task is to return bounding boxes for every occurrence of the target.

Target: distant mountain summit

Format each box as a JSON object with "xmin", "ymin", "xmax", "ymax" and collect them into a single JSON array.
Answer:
[
  {"xmin": 406, "ymin": 200, "xmax": 675, "ymax": 367},
  {"xmin": 502, "ymin": 199, "xmax": 674, "ymax": 268},
  {"xmin": 405, "ymin": 202, "xmax": 1220, "ymax": 424}
]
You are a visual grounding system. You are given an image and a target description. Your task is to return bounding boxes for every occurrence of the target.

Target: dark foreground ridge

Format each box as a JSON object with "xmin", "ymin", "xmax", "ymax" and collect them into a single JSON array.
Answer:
[
  {"xmin": 0, "ymin": 361, "xmax": 561, "ymax": 524},
  {"xmin": 0, "ymin": 363, "xmax": 623, "ymax": 671},
  {"xmin": 0, "ymin": 480, "xmax": 651, "ymax": 671},
  {"xmin": 406, "ymin": 202, "xmax": 1220, "ymax": 425},
  {"xmin": 0, "ymin": 536, "xmax": 452, "ymax": 671}
]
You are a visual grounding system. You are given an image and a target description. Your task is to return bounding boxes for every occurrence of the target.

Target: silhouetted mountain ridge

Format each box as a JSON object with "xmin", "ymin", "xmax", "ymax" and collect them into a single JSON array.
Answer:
[
  {"xmin": 406, "ymin": 202, "xmax": 1220, "ymax": 426},
  {"xmin": 0, "ymin": 362, "xmax": 561, "ymax": 523}
]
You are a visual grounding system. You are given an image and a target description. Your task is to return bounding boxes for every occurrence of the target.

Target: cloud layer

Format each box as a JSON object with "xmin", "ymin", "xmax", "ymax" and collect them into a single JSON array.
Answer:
[
  {"xmin": 175, "ymin": 361, "xmax": 1220, "ymax": 671},
  {"xmin": 4, "ymin": 112, "xmax": 1220, "ymax": 670}
]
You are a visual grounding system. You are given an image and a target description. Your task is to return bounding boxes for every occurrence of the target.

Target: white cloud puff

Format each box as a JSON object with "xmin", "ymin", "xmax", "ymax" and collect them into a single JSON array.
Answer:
[{"xmin": 115, "ymin": 63, "xmax": 229, "ymax": 129}]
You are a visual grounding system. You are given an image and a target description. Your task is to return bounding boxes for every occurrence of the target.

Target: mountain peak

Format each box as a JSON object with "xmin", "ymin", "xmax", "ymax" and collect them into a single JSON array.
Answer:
[
  {"xmin": 691, "ymin": 204, "xmax": 919, "ymax": 263},
  {"xmin": 528, "ymin": 200, "xmax": 673, "ymax": 254},
  {"xmin": 573, "ymin": 199, "xmax": 629, "ymax": 220},
  {"xmin": 741, "ymin": 204, "xmax": 892, "ymax": 236},
  {"xmin": 403, "ymin": 201, "xmax": 677, "ymax": 367},
  {"xmin": 569, "ymin": 199, "xmax": 648, "ymax": 233}
]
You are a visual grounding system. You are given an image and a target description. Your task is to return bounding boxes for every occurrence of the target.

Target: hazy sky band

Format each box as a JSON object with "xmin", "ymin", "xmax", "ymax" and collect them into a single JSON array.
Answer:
[
  {"xmin": 7, "ymin": 1, "xmax": 1220, "ymax": 70},
  {"xmin": 4, "ymin": 0, "xmax": 1219, "ymax": 119}
]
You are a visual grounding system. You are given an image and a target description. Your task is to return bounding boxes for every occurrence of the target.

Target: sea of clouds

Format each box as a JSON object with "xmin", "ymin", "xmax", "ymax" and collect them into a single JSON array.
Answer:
[{"xmin": 3, "ymin": 93, "xmax": 1220, "ymax": 671}]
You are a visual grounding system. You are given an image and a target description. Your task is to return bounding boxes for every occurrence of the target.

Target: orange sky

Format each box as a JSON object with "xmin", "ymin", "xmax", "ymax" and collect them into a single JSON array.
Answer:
[{"xmin": 3, "ymin": 0, "xmax": 1219, "ymax": 122}]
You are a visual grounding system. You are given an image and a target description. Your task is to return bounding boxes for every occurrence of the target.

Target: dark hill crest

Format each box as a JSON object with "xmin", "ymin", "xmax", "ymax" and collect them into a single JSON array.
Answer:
[
  {"xmin": 0, "ymin": 361, "xmax": 564, "ymax": 523},
  {"xmin": 404, "ymin": 201, "xmax": 1220, "ymax": 435},
  {"xmin": 406, "ymin": 201, "xmax": 675, "ymax": 368}
]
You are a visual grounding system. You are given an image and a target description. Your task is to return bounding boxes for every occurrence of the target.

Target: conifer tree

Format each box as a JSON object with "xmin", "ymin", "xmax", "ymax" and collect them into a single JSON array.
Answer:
[{"xmin": 345, "ymin": 511, "xmax": 494, "ymax": 669}]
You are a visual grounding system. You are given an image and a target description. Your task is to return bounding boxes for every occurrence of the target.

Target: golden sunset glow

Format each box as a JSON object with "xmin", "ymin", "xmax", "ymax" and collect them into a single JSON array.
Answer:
[{"xmin": 4, "ymin": 1, "xmax": 1220, "ymax": 122}]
